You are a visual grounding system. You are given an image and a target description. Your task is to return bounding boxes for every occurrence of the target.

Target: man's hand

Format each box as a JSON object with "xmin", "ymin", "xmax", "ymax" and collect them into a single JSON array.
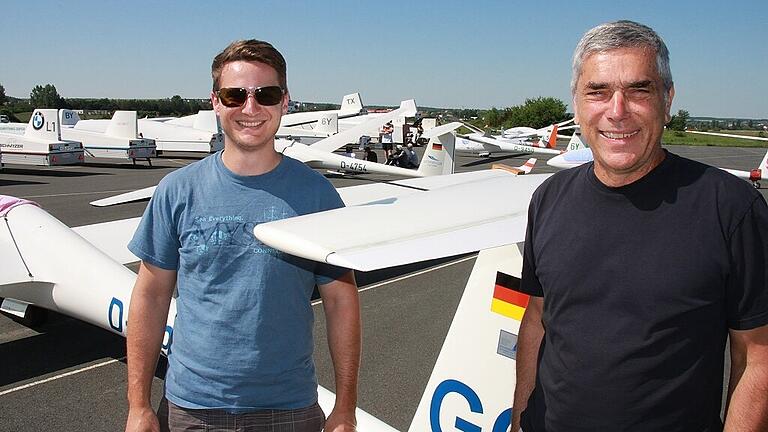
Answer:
[
  {"xmin": 318, "ymin": 271, "xmax": 361, "ymax": 432},
  {"xmin": 324, "ymin": 409, "xmax": 356, "ymax": 432},
  {"xmin": 125, "ymin": 262, "xmax": 176, "ymax": 432},
  {"xmin": 125, "ymin": 406, "xmax": 160, "ymax": 432}
]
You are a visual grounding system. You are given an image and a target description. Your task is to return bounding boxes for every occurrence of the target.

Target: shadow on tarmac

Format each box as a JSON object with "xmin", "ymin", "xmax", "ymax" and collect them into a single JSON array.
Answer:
[
  {"xmin": 0, "ymin": 179, "xmax": 48, "ymax": 187},
  {"xmin": 0, "ymin": 254, "xmax": 473, "ymax": 390},
  {"xmin": 0, "ymin": 168, "xmax": 111, "ymax": 177},
  {"xmin": 156, "ymin": 154, "xmax": 210, "ymax": 161},
  {"xmin": 0, "ymin": 311, "xmax": 126, "ymax": 388},
  {"xmin": 311, "ymin": 253, "xmax": 473, "ymax": 301},
  {"xmin": 82, "ymin": 162, "xmax": 164, "ymax": 170},
  {"xmin": 461, "ymin": 153, "xmax": 525, "ymax": 167}
]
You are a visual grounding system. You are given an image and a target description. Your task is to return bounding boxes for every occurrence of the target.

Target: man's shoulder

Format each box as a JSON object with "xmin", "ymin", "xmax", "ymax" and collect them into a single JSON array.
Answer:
[
  {"xmin": 282, "ymin": 156, "xmax": 337, "ymax": 191},
  {"xmin": 535, "ymin": 163, "xmax": 589, "ymax": 196},
  {"xmin": 167, "ymin": 153, "xmax": 215, "ymax": 179},
  {"xmin": 671, "ymin": 152, "xmax": 761, "ymax": 201},
  {"xmin": 157, "ymin": 154, "xmax": 216, "ymax": 192}
]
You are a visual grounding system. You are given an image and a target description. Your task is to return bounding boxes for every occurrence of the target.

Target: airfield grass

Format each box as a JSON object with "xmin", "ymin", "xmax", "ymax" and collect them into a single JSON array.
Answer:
[
  {"xmin": 15, "ymin": 112, "xmax": 32, "ymax": 123},
  {"xmin": 662, "ymin": 130, "xmax": 768, "ymax": 147}
]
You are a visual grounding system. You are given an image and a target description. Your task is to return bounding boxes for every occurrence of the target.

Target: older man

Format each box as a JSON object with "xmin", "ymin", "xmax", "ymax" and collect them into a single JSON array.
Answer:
[{"xmin": 512, "ymin": 21, "xmax": 768, "ymax": 431}]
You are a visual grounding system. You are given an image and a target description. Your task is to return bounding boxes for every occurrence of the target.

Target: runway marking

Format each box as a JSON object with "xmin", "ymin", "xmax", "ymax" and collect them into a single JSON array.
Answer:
[
  {"xmin": 311, "ymin": 254, "xmax": 477, "ymax": 306},
  {"xmin": 22, "ymin": 189, "xmax": 138, "ymax": 199},
  {"xmin": 0, "ymin": 357, "xmax": 125, "ymax": 397},
  {"xmin": 165, "ymin": 159, "xmax": 190, "ymax": 166}
]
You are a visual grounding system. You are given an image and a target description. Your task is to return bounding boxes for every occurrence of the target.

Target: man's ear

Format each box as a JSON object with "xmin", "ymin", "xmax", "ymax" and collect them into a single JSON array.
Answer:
[
  {"xmin": 211, "ymin": 91, "xmax": 220, "ymax": 115},
  {"xmin": 572, "ymin": 98, "xmax": 579, "ymax": 124},
  {"xmin": 664, "ymin": 86, "xmax": 675, "ymax": 123},
  {"xmin": 282, "ymin": 90, "xmax": 290, "ymax": 115}
]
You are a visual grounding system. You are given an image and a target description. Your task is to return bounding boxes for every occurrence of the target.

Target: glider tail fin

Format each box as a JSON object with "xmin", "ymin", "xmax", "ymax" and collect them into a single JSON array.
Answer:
[
  {"xmin": 339, "ymin": 92, "xmax": 363, "ymax": 116},
  {"xmin": 314, "ymin": 112, "xmax": 338, "ymax": 135},
  {"xmin": 532, "ymin": 123, "xmax": 559, "ymax": 149},
  {"xmin": 545, "ymin": 124, "xmax": 558, "ymax": 149},
  {"xmin": 105, "ymin": 111, "xmax": 139, "ymax": 138},
  {"xmin": 24, "ymin": 109, "xmax": 62, "ymax": 141},
  {"xmin": 566, "ymin": 130, "xmax": 587, "ymax": 151},
  {"xmin": 59, "ymin": 109, "xmax": 82, "ymax": 127},
  {"xmin": 416, "ymin": 122, "xmax": 458, "ymax": 176},
  {"xmin": 193, "ymin": 110, "xmax": 220, "ymax": 133},
  {"xmin": 408, "ymin": 244, "xmax": 528, "ymax": 431}
]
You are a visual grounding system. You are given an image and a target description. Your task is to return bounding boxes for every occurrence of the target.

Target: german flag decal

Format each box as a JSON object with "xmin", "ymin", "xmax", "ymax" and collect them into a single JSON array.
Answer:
[
  {"xmin": 491, "ymin": 272, "xmax": 528, "ymax": 321},
  {"xmin": 432, "ymin": 143, "xmax": 443, "ymax": 151}
]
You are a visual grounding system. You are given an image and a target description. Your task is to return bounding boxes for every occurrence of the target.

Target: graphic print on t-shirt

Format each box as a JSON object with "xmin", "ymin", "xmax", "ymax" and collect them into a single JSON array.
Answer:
[{"xmin": 187, "ymin": 205, "xmax": 294, "ymax": 256}]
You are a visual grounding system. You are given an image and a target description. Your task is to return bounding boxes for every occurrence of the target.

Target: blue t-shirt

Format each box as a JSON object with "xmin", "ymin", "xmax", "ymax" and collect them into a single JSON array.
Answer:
[{"xmin": 128, "ymin": 152, "xmax": 346, "ymax": 410}]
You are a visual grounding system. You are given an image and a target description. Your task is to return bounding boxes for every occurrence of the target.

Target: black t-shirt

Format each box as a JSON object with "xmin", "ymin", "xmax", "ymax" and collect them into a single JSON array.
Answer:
[{"xmin": 520, "ymin": 151, "xmax": 768, "ymax": 431}]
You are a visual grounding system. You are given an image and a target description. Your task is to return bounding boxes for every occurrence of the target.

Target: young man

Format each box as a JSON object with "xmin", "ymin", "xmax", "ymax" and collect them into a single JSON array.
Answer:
[
  {"xmin": 125, "ymin": 40, "xmax": 360, "ymax": 432},
  {"xmin": 512, "ymin": 21, "xmax": 768, "ymax": 431}
]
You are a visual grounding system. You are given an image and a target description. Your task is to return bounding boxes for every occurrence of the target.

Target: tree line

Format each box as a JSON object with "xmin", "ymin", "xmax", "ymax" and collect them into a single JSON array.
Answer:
[
  {"xmin": 3, "ymin": 83, "xmax": 760, "ymax": 134},
  {"xmin": 472, "ymin": 97, "xmax": 571, "ymax": 130},
  {"xmin": 0, "ymin": 83, "xmax": 211, "ymax": 120}
]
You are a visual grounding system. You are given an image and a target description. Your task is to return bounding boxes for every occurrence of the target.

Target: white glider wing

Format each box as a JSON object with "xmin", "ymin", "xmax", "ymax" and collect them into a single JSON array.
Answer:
[
  {"xmin": 254, "ymin": 171, "xmax": 550, "ymax": 271},
  {"xmin": 90, "ymin": 186, "xmax": 157, "ymax": 207},
  {"xmin": 72, "ymin": 217, "xmax": 142, "ymax": 264}
]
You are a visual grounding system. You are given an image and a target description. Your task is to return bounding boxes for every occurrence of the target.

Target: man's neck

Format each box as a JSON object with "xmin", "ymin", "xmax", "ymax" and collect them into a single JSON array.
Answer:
[
  {"xmin": 593, "ymin": 149, "xmax": 667, "ymax": 188},
  {"xmin": 221, "ymin": 142, "xmax": 282, "ymax": 176}
]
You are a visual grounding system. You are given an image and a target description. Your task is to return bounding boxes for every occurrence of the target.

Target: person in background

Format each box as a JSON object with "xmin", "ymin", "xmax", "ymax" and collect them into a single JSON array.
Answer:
[
  {"xmin": 405, "ymin": 143, "xmax": 418, "ymax": 168},
  {"xmin": 380, "ymin": 121, "xmax": 394, "ymax": 161},
  {"xmin": 343, "ymin": 144, "xmax": 356, "ymax": 159},
  {"xmin": 362, "ymin": 145, "xmax": 378, "ymax": 163}
]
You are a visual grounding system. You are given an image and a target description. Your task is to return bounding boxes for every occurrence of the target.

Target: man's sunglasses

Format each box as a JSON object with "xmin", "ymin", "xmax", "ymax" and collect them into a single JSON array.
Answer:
[{"xmin": 216, "ymin": 86, "xmax": 285, "ymax": 107}]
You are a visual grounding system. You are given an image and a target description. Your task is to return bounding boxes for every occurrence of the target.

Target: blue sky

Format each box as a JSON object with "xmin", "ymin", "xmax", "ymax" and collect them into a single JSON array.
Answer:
[{"xmin": 1, "ymin": 0, "xmax": 766, "ymax": 118}]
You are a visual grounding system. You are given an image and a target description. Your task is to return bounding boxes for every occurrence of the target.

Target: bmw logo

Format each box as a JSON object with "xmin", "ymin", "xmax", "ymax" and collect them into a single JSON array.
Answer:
[{"xmin": 32, "ymin": 112, "xmax": 44, "ymax": 130}]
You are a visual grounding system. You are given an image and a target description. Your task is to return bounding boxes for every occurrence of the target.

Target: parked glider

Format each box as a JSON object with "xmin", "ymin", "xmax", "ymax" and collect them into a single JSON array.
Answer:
[
  {"xmin": 89, "ymin": 100, "xmax": 453, "ymax": 207},
  {"xmin": 0, "ymin": 197, "xmax": 388, "ymax": 430},
  {"xmin": 280, "ymin": 92, "xmax": 364, "ymax": 128},
  {"xmin": 454, "ymin": 121, "xmax": 563, "ymax": 157},
  {"xmin": 547, "ymin": 131, "xmax": 768, "ymax": 188},
  {"xmin": 500, "ymin": 118, "xmax": 575, "ymax": 142}
]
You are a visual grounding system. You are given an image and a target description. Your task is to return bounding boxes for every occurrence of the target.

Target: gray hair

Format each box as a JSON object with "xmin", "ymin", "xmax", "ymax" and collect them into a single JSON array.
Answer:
[{"xmin": 571, "ymin": 20, "xmax": 673, "ymax": 96}]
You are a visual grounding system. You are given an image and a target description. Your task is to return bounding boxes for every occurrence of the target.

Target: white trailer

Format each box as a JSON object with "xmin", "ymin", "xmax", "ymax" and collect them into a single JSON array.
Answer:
[
  {"xmin": 60, "ymin": 110, "xmax": 156, "ymax": 163},
  {"xmin": 81, "ymin": 110, "xmax": 223, "ymax": 155},
  {"xmin": 0, "ymin": 109, "xmax": 85, "ymax": 166}
]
